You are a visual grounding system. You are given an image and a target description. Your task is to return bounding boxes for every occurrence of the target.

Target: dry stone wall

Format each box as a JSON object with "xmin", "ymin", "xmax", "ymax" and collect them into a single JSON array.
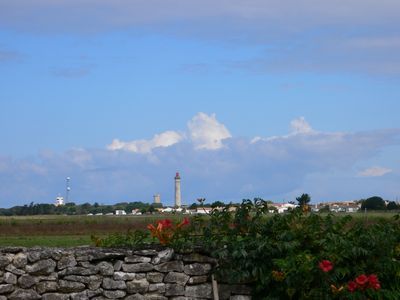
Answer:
[{"xmin": 0, "ymin": 247, "xmax": 251, "ymax": 300}]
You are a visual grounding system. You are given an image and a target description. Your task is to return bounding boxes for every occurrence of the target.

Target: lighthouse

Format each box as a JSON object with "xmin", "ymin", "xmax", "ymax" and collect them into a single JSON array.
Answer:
[{"xmin": 174, "ymin": 172, "xmax": 181, "ymax": 208}]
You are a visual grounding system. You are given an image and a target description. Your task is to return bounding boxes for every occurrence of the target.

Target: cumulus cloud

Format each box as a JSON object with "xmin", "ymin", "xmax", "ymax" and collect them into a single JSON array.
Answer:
[
  {"xmin": 1, "ymin": 117, "xmax": 400, "ymax": 207},
  {"xmin": 358, "ymin": 166, "xmax": 393, "ymax": 177},
  {"xmin": 108, "ymin": 113, "xmax": 231, "ymax": 153},
  {"xmin": 107, "ymin": 130, "xmax": 183, "ymax": 154},
  {"xmin": 187, "ymin": 112, "xmax": 232, "ymax": 150},
  {"xmin": 290, "ymin": 117, "xmax": 315, "ymax": 135}
]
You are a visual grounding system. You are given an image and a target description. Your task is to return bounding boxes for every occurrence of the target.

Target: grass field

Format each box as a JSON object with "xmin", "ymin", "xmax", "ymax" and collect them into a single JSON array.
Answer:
[
  {"xmin": 0, "ymin": 214, "xmax": 182, "ymax": 247},
  {"xmin": 0, "ymin": 212, "xmax": 397, "ymax": 247}
]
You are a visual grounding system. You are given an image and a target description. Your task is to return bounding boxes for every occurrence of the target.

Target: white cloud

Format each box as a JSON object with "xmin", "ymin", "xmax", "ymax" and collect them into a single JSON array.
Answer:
[
  {"xmin": 290, "ymin": 117, "xmax": 315, "ymax": 135},
  {"xmin": 107, "ymin": 130, "xmax": 183, "ymax": 154},
  {"xmin": 187, "ymin": 112, "xmax": 232, "ymax": 150},
  {"xmin": 1, "ymin": 117, "xmax": 400, "ymax": 207},
  {"xmin": 358, "ymin": 166, "xmax": 393, "ymax": 177}
]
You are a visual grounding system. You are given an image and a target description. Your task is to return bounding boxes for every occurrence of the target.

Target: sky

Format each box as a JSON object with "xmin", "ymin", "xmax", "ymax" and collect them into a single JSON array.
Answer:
[{"xmin": 0, "ymin": 0, "xmax": 399, "ymax": 207}]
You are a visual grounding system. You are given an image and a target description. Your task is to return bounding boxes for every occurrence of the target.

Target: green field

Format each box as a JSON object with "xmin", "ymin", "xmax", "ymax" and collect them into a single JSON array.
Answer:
[
  {"xmin": 0, "ymin": 212, "xmax": 397, "ymax": 247},
  {"xmin": 0, "ymin": 214, "xmax": 182, "ymax": 247}
]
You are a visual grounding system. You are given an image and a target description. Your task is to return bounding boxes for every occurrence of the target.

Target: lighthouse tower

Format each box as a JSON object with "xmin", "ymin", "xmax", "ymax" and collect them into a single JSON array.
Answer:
[{"xmin": 174, "ymin": 172, "xmax": 181, "ymax": 208}]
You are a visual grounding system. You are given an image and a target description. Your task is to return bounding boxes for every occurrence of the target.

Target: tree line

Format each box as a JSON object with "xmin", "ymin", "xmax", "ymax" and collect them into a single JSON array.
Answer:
[{"xmin": 0, "ymin": 201, "xmax": 162, "ymax": 216}]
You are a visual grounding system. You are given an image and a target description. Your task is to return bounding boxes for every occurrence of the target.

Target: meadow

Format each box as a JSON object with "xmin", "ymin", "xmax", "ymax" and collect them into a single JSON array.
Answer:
[
  {"xmin": 0, "ymin": 214, "xmax": 174, "ymax": 247},
  {"xmin": 0, "ymin": 211, "xmax": 397, "ymax": 247}
]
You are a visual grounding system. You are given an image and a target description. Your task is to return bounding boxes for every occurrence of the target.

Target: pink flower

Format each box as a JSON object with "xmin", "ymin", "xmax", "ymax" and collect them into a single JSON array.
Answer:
[{"xmin": 318, "ymin": 260, "xmax": 333, "ymax": 272}]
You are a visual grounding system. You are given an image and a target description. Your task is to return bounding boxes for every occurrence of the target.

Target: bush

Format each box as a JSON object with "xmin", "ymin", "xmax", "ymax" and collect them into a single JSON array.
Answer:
[{"xmin": 96, "ymin": 199, "xmax": 400, "ymax": 299}]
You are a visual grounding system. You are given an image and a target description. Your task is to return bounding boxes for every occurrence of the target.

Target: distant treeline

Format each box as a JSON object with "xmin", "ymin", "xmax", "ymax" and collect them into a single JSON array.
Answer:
[{"xmin": 0, "ymin": 201, "xmax": 163, "ymax": 216}]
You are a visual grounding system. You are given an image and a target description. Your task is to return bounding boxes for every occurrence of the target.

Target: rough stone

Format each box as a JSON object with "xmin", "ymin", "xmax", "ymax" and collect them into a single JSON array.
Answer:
[
  {"xmin": 125, "ymin": 255, "xmax": 151, "ymax": 263},
  {"xmin": 148, "ymin": 283, "xmax": 166, "ymax": 293},
  {"xmin": 18, "ymin": 275, "xmax": 39, "ymax": 289},
  {"xmin": 154, "ymin": 261, "xmax": 184, "ymax": 273},
  {"xmin": 41, "ymin": 294, "xmax": 70, "ymax": 300},
  {"xmin": 102, "ymin": 278, "xmax": 127, "ymax": 290},
  {"xmin": 63, "ymin": 275, "xmax": 91, "ymax": 284},
  {"xmin": 58, "ymin": 280, "xmax": 86, "ymax": 293},
  {"xmin": 36, "ymin": 281, "xmax": 59, "ymax": 294},
  {"xmin": 57, "ymin": 255, "xmax": 77, "ymax": 270},
  {"xmin": 134, "ymin": 249, "xmax": 158, "ymax": 256},
  {"xmin": 4, "ymin": 272, "xmax": 17, "ymax": 284},
  {"xmin": 185, "ymin": 283, "xmax": 213, "ymax": 299},
  {"xmin": 12, "ymin": 253, "xmax": 28, "ymax": 269},
  {"xmin": 87, "ymin": 288, "xmax": 103, "ymax": 298},
  {"xmin": 88, "ymin": 275, "xmax": 103, "ymax": 290},
  {"xmin": 165, "ymin": 283, "xmax": 185, "ymax": 296},
  {"xmin": 0, "ymin": 255, "xmax": 13, "ymax": 268},
  {"xmin": 114, "ymin": 260, "xmax": 123, "ymax": 271},
  {"xmin": 125, "ymin": 293, "xmax": 146, "ymax": 300},
  {"xmin": 97, "ymin": 261, "xmax": 114, "ymax": 276},
  {"xmin": 0, "ymin": 283, "xmax": 14, "ymax": 294},
  {"xmin": 146, "ymin": 272, "xmax": 164, "ymax": 283},
  {"xmin": 39, "ymin": 272, "xmax": 58, "ymax": 281},
  {"xmin": 8, "ymin": 289, "xmax": 41, "ymax": 300},
  {"xmin": 152, "ymin": 249, "xmax": 174, "ymax": 265},
  {"xmin": 27, "ymin": 251, "xmax": 41, "ymax": 263},
  {"xmin": 122, "ymin": 263, "xmax": 154, "ymax": 273},
  {"xmin": 113, "ymin": 271, "xmax": 136, "ymax": 281},
  {"xmin": 164, "ymin": 272, "xmax": 190, "ymax": 285},
  {"xmin": 126, "ymin": 279, "xmax": 150, "ymax": 294},
  {"xmin": 183, "ymin": 263, "xmax": 212, "ymax": 276},
  {"xmin": 135, "ymin": 273, "xmax": 146, "ymax": 280},
  {"xmin": 187, "ymin": 275, "xmax": 208, "ymax": 285},
  {"xmin": 5, "ymin": 264, "xmax": 25, "ymax": 276},
  {"xmin": 103, "ymin": 290, "xmax": 126, "ymax": 299},
  {"xmin": 144, "ymin": 295, "xmax": 168, "ymax": 300},
  {"xmin": 70, "ymin": 291, "xmax": 89, "ymax": 300},
  {"xmin": 0, "ymin": 296, "xmax": 6, "ymax": 300},
  {"xmin": 26, "ymin": 259, "xmax": 56, "ymax": 275},
  {"xmin": 59, "ymin": 265, "xmax": 98, "ymax": 276}
]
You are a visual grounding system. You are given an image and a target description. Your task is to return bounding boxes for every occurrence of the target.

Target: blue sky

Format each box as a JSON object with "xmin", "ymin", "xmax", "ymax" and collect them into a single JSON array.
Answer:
[{"xmin": 0, "ymin": 0, "xmax": 399, "ymax": 207}]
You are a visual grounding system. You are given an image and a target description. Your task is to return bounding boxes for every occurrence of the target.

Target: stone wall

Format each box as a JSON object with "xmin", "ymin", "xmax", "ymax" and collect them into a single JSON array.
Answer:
[{"xmin": 0, "ymin": 247, "xmax": 251, "ymax": 300}]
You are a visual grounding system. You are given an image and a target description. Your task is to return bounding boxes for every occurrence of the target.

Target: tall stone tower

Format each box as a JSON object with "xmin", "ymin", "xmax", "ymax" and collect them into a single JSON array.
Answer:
[{"xmin": 174, "ymin": 172, "xmax": 181, "ymax": 208}]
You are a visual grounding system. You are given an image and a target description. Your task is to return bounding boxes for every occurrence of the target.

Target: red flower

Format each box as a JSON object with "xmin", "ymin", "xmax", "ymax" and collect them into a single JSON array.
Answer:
[
  {"xmin": 157, "ymin": 219, "xmax": 172, "ymax": 228},
  {"xmin": 348, "ymin": 281, "xmax": 357, "ymax": 293},
  {"xmin": 368, "ymin": 274, "xmax": 381, "ymax": 290},
  {"xmin": 355, "ymin": 274, "xmax": 369, "ymax": 287},
  {"xmin": 318, "ymin": 260, "xmax": 333, "ymax": 272}
]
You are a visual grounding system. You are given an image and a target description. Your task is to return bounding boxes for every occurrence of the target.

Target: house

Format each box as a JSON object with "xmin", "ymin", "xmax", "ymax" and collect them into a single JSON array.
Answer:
[
  {"xmin": 270, "ymin": 203, "xmax": 297, "ymax": 213},
  {"xmin": 115, "ymin": 210, "xmax": 126, "ymax": 215}
]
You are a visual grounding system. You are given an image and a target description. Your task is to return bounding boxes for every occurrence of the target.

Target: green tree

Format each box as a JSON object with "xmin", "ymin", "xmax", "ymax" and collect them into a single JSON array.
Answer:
[
  {"xmin": 296, "ymin": 193, "xmax": 311, "ymax": 211},
  {"xmin": 361, "ymin": 196, "xmax": 386, "ymax": 210},
  {"xmin": 387, "ymin": 201, "xmax": 399, "ymax": 210}
]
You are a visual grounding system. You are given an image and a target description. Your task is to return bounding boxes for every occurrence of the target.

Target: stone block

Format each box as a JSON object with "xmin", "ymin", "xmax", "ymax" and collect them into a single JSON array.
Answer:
[
  {"xmin": 154, "ymin": 261, "xmax": 184, "ymax": 273},
  {"xmin": 165, "ymin": 283, "xmax": 185, "ymax": 296},
  {"xmin": 103, "ymin": 290, "xmax": 126, "ymax": 298},
  {"xmin": 122, "ymin": 263, "xmax": 154, "ymax": 273},
  {"xmin": 8, "ymin": 289, "xmax": 41, "ymax": 300},
  {"xmin": 183, "ymin": 263, "xmax": 212, "ymax": 276},
  {"xmin": 58, "ymin": 280, "xmax": 86, "ymax": 293},
  {"xmin": 164, "ymin": 272, "xmax": 189, "ymax": 285},
  {"xmin": 125, "ymin": 255, "xmax": 151, "ymax": 263},
  {"xmin": 18, "ymin": 274, "xmax": 39, "ymax": 289},
  {"xmin": 36, "ymin": 281, "xmax": 58, "ymax": 294},
  {"xmin": 57, "ymin": 256, "xmax": 77, "ymax": 270},
  {"xmin": 152, "ymin": 249, "xmax": 174, "ymax": 265},
  {"xmin": 97, "ymin": 262, "xmax": 114, "ymax": 276},
  {"xmin": 126, "ymin": 279, "xmax": 150, "ymax": 294},
  {"xmin": 26, "ymin": 259, "xmax": 56, "ymax": 275},
  {"xmin": 102, "ymin": 278, "xmax": 127, "ymax": 290},
  {"xmin": 146, "ymin": 272, "xmax": 164, "ymax": 283},
  {"xmin": 185, "ymin": 283, "xmax": 213, "ymax": 299}
]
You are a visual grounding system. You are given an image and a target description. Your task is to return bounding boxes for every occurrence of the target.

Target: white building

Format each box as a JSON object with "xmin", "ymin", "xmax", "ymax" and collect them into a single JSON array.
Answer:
[
  {"xmin": 55, "ymin": 196, "xmax": 65, "ymax": 206},
  {"xmin": 115, "ymin": 210, "xmax": 126, "ymax": 215}
]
